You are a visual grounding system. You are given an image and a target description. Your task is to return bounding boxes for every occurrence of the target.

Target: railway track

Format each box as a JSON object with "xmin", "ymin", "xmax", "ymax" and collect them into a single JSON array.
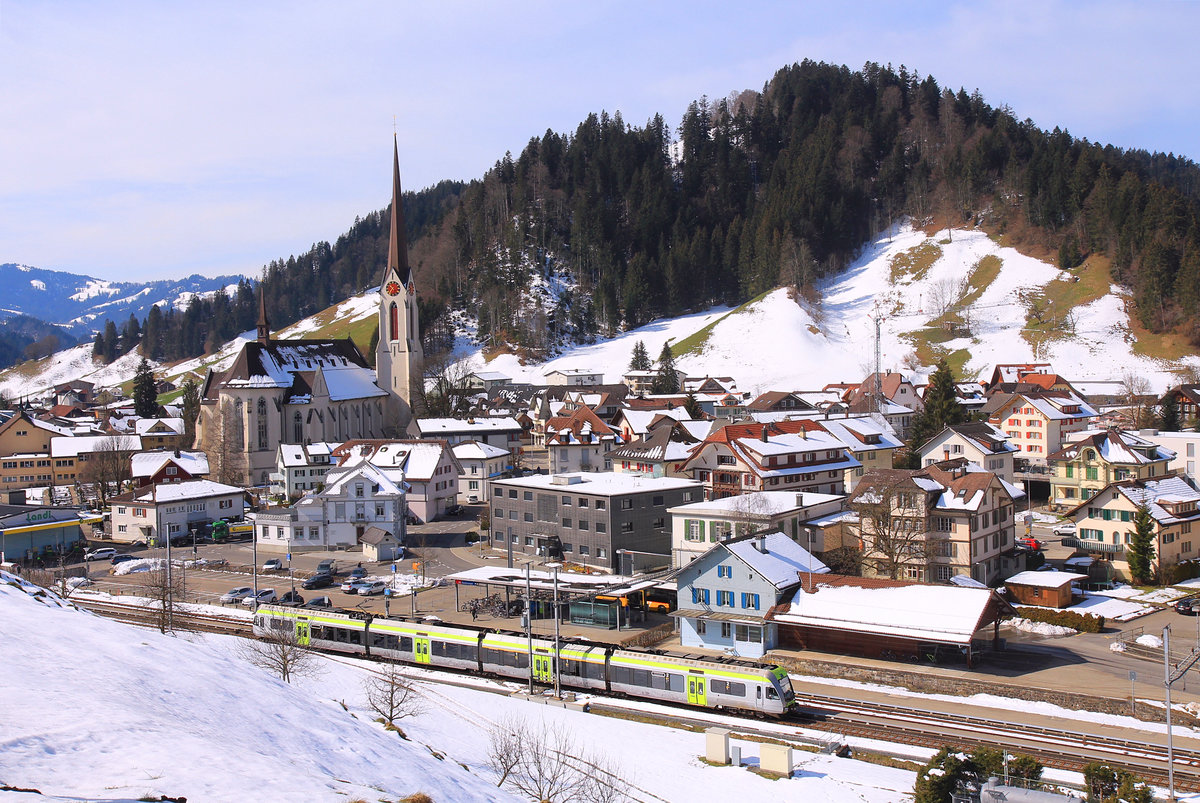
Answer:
[{"xmin": 79, "ymin": 598, "xmax": 1200, "ymax": 792}]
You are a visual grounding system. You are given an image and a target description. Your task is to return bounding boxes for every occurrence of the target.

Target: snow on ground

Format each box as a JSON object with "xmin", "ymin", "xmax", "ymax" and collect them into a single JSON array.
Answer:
[
  {"xmin": 278, "ymin": 290, "xmax": 380, "ymax": 338},
  {"xmin": 1073, "ymin": 593, "xmax": 1154, "ymax": 621},
  {"xmin": 1007, "ymin": 617, "xmax": 1077, "ymax": 637},
  {"xmin": 1130, "ymin": 587, "xmax": 1189, "ymax": 604},
  {"xmin": 1175, "ymin": 577, "xmax": 1200, "ymax": 589},
  {"xmin": 0, "ymin": 342, "xmax": 153, "ymax": 400},
  {"xmin": 2, "ymin": 572, "xmax": 917, "ymax": 802},
  {"xmin": 0, "ymin": 570, "xmax": 517, "ymax": 802},
  {"xmin": 460, "ymin": 221, "xmax": 1199, "ymax": 393},
  {"xmin": 1136, "ymin": 633, "xmax": 1165, "ymax": 649}
]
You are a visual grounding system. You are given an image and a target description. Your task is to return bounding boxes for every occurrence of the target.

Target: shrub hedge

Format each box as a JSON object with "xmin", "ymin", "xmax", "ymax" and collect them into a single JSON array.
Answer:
[{"xmin": 1012, "ymin": 607, "xmax": 1105, "ymax": 633}]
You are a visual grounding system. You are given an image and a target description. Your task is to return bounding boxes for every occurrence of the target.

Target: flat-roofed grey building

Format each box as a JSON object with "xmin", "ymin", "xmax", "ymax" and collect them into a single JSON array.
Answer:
[{"xmin": 489, "ymin": 472, "xmax": 703, "ymax": 572}]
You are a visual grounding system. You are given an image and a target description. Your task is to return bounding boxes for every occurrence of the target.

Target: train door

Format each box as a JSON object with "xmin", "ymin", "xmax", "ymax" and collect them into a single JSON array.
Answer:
[
  {"xmin": 414, "ymin": 637, "xmax": 431, "ymax": 664},
  {"xmin": 687, "ymin": 672, "xmax": 707, "ymax": 706},
  {"xmin": 294, "ymin": 620, "xmax": 310, "ymax": 647},
  {"xmin": 533, "ymin": 653, "xmax": 553, "ymax": 684}
]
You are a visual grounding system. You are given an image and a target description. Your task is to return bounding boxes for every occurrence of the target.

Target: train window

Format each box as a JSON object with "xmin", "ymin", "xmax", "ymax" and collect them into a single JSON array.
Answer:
[
  {"xmin": 400, "ymin": 636, "xmax": 413, "ymax": 652},
  {"xmin": 766, "ymin": 686, "xmax": 779, "ymax": 700},
  {"xmin": 710, "ymin": 680, "xmax": 747, "ymax": 697},
  {"xmin": 583, "ymin": 661, "xmax": 605, "ymax": 680}
]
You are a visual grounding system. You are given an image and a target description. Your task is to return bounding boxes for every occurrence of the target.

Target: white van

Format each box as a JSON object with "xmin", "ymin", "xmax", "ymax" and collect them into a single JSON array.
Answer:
[{"xmin": 84, "ymin": 547, "xmax": 117, "ymax": 561}]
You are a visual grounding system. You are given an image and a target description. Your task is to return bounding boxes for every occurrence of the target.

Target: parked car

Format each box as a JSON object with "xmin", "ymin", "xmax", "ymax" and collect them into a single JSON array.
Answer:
[
  {"xmin": 262, "ymin": 559, "xmax": 283, "ymax": 572},
  {"xmin": 357, "ymin": 580, "xmax": 388, "ymax": 596},
  {"xmin": 220, "ymin": 586, "xmax": 254, "ymax": 604},
  {"xmin": 1176, "ymin": 597, "xmax": 1200, "ymax": 615},
  {"xmin": 84, "ymin": 547, "xmax": 116, "ymax": 561},
  {"xmin": 444, "ymin": 504, "xmax": 465, "ymax": 517},
  {"xmin": 302, "ymin": 572, "xmax": 334, "ymax": 590},
  {"xmin": 302, "ymin": 596, "xmax": 333, "ymax": 609},
  {"xmin": 1051, "ymin": 523, "xmax": 1078, "ymax": 537},
  {"xmin": 345, "ymin": 566, "xmax": 366, "ymax": 581},
  {"xmin": 241, "ymin": 588, "xmax": 277, "ymax": 606},
  {"xmin": 341, "ymin": 578, "xmax": 372, "ymax": 594},
  {"xmin": 1015, "ymin": 537, "xmax": 1043, "ymax": 551},
  {"xmin": 277, "ymin": 590, "xmax": 304, "ymax": 607},
  {"xmin": 111, "ymin": 554, "xmax": 139, "ymax": 566},
  {"xmin": 316, "ymin": 559, "xmax": 337, "ymax": 575}
]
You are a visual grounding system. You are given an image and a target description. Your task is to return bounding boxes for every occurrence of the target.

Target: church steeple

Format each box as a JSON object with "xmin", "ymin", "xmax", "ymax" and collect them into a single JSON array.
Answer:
[
  {"xmin": 385, "ymin": 133, "xmax": 412, "ymax": 287},
  {"xmin": 256, "ymin": 283, "xmax": 271, "ymax": 344}
]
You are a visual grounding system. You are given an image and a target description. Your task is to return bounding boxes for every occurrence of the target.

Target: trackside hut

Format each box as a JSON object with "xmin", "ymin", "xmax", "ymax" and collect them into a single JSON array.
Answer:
[
  {"xmin": 770, "ymin": 575, "xmax": 1007, "ymax": 666},
  {"xmin": 1004, "ymin": 570, "xmax": 1086, "ymax": 608},
  {"xmin": 674, "ymin": 531, "xmax": 829, "ymax": 659}
]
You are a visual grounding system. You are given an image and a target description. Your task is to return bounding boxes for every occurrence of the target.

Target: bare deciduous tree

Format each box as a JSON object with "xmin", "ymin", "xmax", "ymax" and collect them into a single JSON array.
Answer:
[
  {"xmin": 486, "ymin": 716, "xmax": 631, "ymax": 803},
  {"xmin": 241, "ymin": 624, "xmax": 322, "ymax": 683},
  {"xmin": 416, "ymin": 349, "xmax": 474, "ymax": 420},
  {"xmin": 927, "ymin": 276, "xmax": 968, "ymax": 324},
  {"xmin": 140, "ymin": 563, "xmax": 185, "ymax": 634},
  {"xmin": 851, "ymin": 476, "xmax": 930, "ymax": 580},
  {"xmin": 201, "ymin": 399, "xmax": 246, "ymax": 486},
  {"xmin": 363, "ymin": 660, "xmax": 424, "ymax": 727},
  {"xmin": 80, "ymin": 435, "xmax": 134, "ymax": 506},
  {"xmin": 1121, "ymin": 371, "xmax": 1155, "ymax": 428}
]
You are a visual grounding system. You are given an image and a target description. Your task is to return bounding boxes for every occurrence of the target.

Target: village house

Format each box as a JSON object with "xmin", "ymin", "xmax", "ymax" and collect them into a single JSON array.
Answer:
[
  {"xmin": 465, "ymin": 371, "xmax": 512, "ymax": 393},
  {"xmin": 416, "ymin": 416, "xmax": 523, "ymax": 454},
  {"xmin": 1160, "ymin": 385, "xmax": 1200, "ymax": 427},
  {"xmin": 544, "ymin": 369, "xmax": 604, "ymax": 386},
  {"xmin": 674, "ymin": 531, "xmax": 828, "ymax": 658},
  {"xmin": 544, "ymin": 405, "xmax": 623, "ymax": 474},
  {"xmin": 131, "ymin": 418, "xmax": 185, "ymax": 451},
  {"xmin": 269, "ymin": 441, "xmax": 338, "ymax": 498},
  {"xmin": 50, "ymin": 433, "xmax": 142, "ymax": 486},
  {"xmin": 129, "ymin": 450, "xmax": 209, "ymax": 488},
  {"xmin": 681, "ymin": 420, "xmax": 861, "ymax": 500},
  {"xmin": 253, "ymin": 462, "xmax": 406, "ymax": 553},
  {"xmin": 918, "ymin": 422, "xmax": 1019, "ymax": 482},
  {"xmin": 1046, "ymin": 429, "xmax": 1174, "ymax": 510},
  {"xmin": 451, "ymin": 440, "xmax": 511, "ymax": 504},
  {"xmin": 0, "ymin": 412, "xmax": 73, "ymax": 491},
  {"xmin": 1058, "ymin": 475, "xmax": 1200, "ymax": 579},
  {"xmin": 985, "ymin": 390, "xmax": 1099, "ymax": 462},
  {"xmin": 334, "ymin": 439, "xmax": 461, "ymax": 523},
  {"xmin": 109, "ymin": 479, "xmax": 245, "ymax": 545},
  {"xmin": 667, "ymin": 489, "xmax": 845, "ymax": 568},
  {"xmin": 986, "ymin": 363, "xmax": 1054, "ymax": 389},
  {"xmin": 849, "ymin": 462, "xmax": 1021, "ymax": 585},
  {"xmin": 1139, "ymin": 429, "xmax": 1200, "ymax": 485},
  {"xmin": 746, "ymin": 391, "xmax": 818, "ymax": 414},
  {"xmin": 607, "ymin": 418, "xmax": 709, "ymax": 480}
]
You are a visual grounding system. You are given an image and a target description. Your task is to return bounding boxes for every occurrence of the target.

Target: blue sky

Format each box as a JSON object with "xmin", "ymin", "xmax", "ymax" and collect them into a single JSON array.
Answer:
[{"xmin": 2, "ymin": 1, "xmax": 1197, "ymax": 283}]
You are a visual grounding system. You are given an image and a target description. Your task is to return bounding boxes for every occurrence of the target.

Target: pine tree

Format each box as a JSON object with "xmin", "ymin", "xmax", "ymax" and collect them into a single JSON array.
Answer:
[
  {"xmin": 1158, "ymin": 393, "xmax": 1181, "ymax": 432},
  {"xmin": 180, "ymin": 376, "xmax": 201, "ymax": 448},
  {"xmin": 102, "ymin": 320, "xmax": 119, "ymax": 364},
  {"xmin": 132, "ymin": 357, "xmax": 158, "ymax": 418},
  {"xmin": 1127, "ymin": 505, "xmax": 1156, "ymax": 585},
  {"xmin": 628, "ymin": 340, "xmax": 651, "ymax": 372},
  {"xmin": 684, "ymin": 392, "xmax": 703, "ymax": 419},
  {"xmin": 905, "ymin": 359, "xmax": 964, "ymax": 465},
  {"xmin": 652, "ymin": 342, "xmax": 680, "ymax": 394}
]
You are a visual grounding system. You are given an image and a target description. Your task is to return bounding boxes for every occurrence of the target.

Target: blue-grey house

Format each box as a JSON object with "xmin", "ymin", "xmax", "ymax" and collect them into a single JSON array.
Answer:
[{"xmin": 673, "ymin": 530, "xmax": 828, "ymax": 658}]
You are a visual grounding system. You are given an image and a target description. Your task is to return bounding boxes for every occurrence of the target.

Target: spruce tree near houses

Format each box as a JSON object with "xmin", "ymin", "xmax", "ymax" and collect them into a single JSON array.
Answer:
[
  {"xmin": 1127, "ymin": 505, "xmax": 1157, "ymax": 585},
  {"xmin": 902, "ymin": 359, "xmax": 964, "ymax": 467},
  {"xmin": 1158, "ymin": 392, "xmax": 1181, "ymax": 431},
  {"xmin": 132, "ymin": 357, "xmax": 158, "ymax": 418},
  {"xmin": 628, "ymin": 340, "xmax": 651, "ymax": 372},
  {"xmin": 651, "ymin": 342, "xmax": 680, "ymax": 394}
]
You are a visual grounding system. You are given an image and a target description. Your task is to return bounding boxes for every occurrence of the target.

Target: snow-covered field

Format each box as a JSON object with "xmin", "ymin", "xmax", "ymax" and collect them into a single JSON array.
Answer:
[{"xmin": 1, "ymin": 571, "xmax": 920, "ymax": 802}]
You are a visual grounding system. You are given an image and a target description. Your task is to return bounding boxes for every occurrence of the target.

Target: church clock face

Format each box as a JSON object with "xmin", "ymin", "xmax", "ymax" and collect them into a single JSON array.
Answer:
[{"xmin": 385, "ymin": 281, "xmax": 401, "ymax": 296}]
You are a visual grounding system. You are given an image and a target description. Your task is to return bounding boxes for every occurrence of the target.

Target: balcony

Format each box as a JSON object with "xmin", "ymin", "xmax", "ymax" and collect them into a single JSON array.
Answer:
[{"xmin": 1062, "ymin": 536, "xmax": 1125, "ymax": 556}]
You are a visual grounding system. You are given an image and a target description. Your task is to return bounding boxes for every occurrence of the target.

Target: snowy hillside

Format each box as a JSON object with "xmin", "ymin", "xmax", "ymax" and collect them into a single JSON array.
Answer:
[
  {"xmin": 463, "ymin": 223, "xmax": 1200, "ymax": 394},
  {"xmin": 0, "ymin": 574, "xmax": 920, "ymax": 802},
  {"xmin": 0, "ymin": 263, "xmax": 242, "ymax": 335},
  {"xmin": 5, "ymin": 222, "xmax": 1197, "ymax": 401},
  {"xmin": 0, "ymin": 571, "xmax": 518, "ymax": 802}
]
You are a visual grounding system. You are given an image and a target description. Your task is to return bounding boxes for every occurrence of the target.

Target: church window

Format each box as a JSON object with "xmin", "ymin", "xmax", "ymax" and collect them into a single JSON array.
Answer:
[
  {"xmin": 234, "ymin": 399, "xmax": 245, "ymax": 449},
  {"xmin": 389, "ymin": 303, "xmax": 398, "ymax": 342},
  {"xmin": 257, "ymin": 398, "xmax": 268, "ymax": 450},
  {"xmin": 293, "ymin": 411, "xmax": 303, "ymax": 443},
  {"xmin": 408, "ymin": 299, "xmax": 415, "ymax": 341}
]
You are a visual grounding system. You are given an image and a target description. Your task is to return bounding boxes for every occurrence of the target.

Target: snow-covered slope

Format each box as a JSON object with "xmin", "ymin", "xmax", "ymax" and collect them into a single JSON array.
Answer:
[
  {"xmin": 5, "ymin": 223, "xmax": 1196, "ymax": 400},
  {"xmin": 0, "ymin": 263, "xmax": 243, "ymax": 335},
  {"xmin": 0, "ymin": 571, "xmax": 516, "ymax": 801}
]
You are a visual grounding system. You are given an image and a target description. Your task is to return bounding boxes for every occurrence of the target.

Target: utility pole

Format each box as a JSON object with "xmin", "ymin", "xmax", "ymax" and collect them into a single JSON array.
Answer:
[
  {"xmin": 525, "ymin": 562, "xmax": 534, "ymax": 695},
  {"xmin": 1163, "ymin": 625, "xmax": 1200, "ymax": 802},
  {"xmin": 869, "ymin": 303, "xmax": 883, "ymax": 415},
  {"xmin": 551, "ymin": 563, "xmax": 561, "ymax": 699}
]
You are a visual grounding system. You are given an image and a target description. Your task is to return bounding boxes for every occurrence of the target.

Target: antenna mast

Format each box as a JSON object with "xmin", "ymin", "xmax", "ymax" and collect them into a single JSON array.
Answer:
[{"xmin": 870, "ymin": 303, "xmax": 883, "ymax": 415}]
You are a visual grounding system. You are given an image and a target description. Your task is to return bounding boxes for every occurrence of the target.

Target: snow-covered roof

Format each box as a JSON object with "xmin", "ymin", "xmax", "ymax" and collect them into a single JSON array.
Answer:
[
  {"xmin": 125, "ymin": 479, "xmax": 244, "ymax": 504},
  {"xmin": 721, "ymin": 532, "xmax": 829, "ymax": 588},
  {"xmin": 1005, "ymin": 570, "xmax": 1087, "ymax": 588},
  {"xmin": 338, "ymin": 441, "xmax": 452, "ymax": 482},
  {"xmin": 1113, "ymin": 476, "xmax": 1200, "ymax": 525},
  {"xmin": 418, "ymin": 417, "xmax": 521, "ymax": 434},
  {"xmin": 50, "ymin": 434, "xmax": 141, "ymax": 458},
  {"xmin": 322, "ymin": 462, "xmax": 406, "ymax": 497},
  {"xmin": 452, "ymin": 440, "xmax": 510, "ymax": 461},
  {"xmin": 774, "ymin": 580, "xmax": 995, "ymax": 644},
  {"xmin": 1056, "ymin": 428, "xmax": 1174, "ymax": 465},
  {"xmin": 133, "ymin": 417, "xmax": 184, "ymax": 436},
  {"xmin": 492, "ymin": 472, "xmax": 701, "ymax": 497},
  {"xmin": 129, "ymin": 450, "xmax": 209, "ymax": 478},
  {"xmin": 668, "ymin": 490, "xmax": 843, "ymax": 517}
]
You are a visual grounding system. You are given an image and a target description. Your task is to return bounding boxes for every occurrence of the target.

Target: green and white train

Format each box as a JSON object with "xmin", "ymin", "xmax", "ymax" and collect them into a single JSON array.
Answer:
[{"xmin": 253, "ymin": 604, "xmax": 796, "ymax": 716}]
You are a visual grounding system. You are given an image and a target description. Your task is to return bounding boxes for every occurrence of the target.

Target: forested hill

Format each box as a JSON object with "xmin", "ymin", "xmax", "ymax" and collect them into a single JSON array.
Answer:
[{"xmin": 126, "ymin": 59, "xmax": 1200, "ymax": 366}]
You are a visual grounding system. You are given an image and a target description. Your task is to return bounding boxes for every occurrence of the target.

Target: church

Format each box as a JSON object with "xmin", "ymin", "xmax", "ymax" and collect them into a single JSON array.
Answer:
[{"xmin": 195, "ymin": 138, "xmax": 424, "ymax": 486}]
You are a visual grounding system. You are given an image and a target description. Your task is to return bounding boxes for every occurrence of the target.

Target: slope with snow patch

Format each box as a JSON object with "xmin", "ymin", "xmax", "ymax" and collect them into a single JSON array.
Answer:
[{"xmin": 0, "ymin": 571, "xmax": 517, "ymax": 801}]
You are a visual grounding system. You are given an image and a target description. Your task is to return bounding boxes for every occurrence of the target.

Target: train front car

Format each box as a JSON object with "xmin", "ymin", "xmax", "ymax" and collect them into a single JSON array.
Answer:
[{"xmin": 768, "ymin": 666, "xmax": 797, "ymax": 714}]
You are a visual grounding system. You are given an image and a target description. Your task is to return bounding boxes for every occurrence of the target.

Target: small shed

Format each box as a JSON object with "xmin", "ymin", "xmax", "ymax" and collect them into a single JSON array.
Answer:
[
  {"xmin": 1004, "ymin": 570, "xmax": 1087, "ymax": 608},
  {"xmin": 361, "ymin": 526, "xmax": 403, "ymax": 563}
]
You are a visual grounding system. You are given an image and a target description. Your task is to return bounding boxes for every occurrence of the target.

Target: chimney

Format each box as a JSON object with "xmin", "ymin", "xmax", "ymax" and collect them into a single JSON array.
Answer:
[
  {"xmin": 761, "ymin": 425, "xmax": 769, "ymax": 442},
  {"xmin": 756, "ymin": 534, "xmax": 768, "ymax": 554},
  {"xmin": 796, "ymin": 493, "xmax": 804, "ymax": 506},
  {"xmin": 174, "ymin": 449, "xmax": 181, "ymax": 458}
]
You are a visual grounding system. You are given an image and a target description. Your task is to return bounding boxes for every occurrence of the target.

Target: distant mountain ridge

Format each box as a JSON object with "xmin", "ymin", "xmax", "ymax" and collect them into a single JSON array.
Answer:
[{"xmin": 0, "ymin": 263, "xmax": 244, "ymax": 335}]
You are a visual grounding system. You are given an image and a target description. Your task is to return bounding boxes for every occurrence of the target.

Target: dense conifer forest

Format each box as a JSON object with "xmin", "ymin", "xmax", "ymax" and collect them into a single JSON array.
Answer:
[{"xmin": 97, "ymin": 60, "xmax": 1200, "ymax": 367}]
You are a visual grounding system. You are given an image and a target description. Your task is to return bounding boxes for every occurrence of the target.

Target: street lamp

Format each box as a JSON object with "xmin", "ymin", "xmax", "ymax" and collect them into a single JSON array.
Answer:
[{"xmin": 546, "ymin": 561, "xmax": 562, "ymax": 699}]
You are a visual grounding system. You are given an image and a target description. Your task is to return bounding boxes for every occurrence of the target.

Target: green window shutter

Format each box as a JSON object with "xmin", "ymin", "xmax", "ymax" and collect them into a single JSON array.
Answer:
[
  {"xmin": 1066, "ymin": 465, "xmax": 1074, "ymax": 478},
  {"xmin": 684, "ymin": 519, "xmax": 693, "ymax": 540}
]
